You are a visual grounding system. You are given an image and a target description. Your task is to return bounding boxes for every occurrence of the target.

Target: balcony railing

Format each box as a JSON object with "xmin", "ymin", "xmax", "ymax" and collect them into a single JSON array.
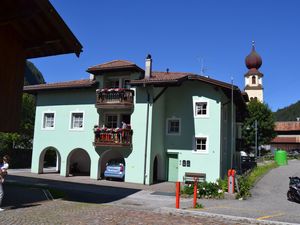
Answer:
[
  {"xmin": 96, "ymin": 88, "xmax": 134, "ymax": 109},
  {"xmin": 94, "ymin": 127, "xmax": 133, "ymax": 147}
]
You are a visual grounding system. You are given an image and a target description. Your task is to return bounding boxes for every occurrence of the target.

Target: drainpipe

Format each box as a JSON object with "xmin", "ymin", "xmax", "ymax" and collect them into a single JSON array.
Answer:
[{"xmin": 143, "ymin": 87, "xmax": 150, "ymax": 185}]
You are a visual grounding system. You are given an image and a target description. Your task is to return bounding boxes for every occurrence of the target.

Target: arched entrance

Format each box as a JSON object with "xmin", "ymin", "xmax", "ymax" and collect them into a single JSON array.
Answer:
[
  {"xmin": 39, "ymin": 147, "xmax": 61, "ymax": 174},
  {"xmin": 99, "ymin": 150, "xmax": 125, "ymax": 179},
  {"xmin": 153, "ymin": 156, "xmax": 158, "ymax": 183},
  {"xmin": 67, "ymin": 148, "xmax": 91, "ymax": 176}
]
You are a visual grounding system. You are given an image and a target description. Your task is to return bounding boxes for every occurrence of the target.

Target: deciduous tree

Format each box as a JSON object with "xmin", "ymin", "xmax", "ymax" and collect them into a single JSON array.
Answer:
[{"xmin": 242, "ymin": 100, "xmax": 276, "ymax": 152}]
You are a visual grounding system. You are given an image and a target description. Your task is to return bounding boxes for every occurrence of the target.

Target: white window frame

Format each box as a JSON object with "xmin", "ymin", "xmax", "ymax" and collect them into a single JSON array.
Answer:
[
  {"xmin": 194, "ymin": 101, "xmax": 208, "ymax": 118},
  {"xmin": 193, "ymin": 98, "xmax": 209, "ymax": 118},
  {"xmin": 41, "ymin": 111, "xmax": 56, "ymax": 130},
  {"xmin": 69, "ymin": 111, "xmax": 85, "ymax": 131},
  {"xmin": 193, "ymin": 135, "xmax": 209, "ymax": 154},
  {"xmin": 166, "ymin": 117, "xmax": 181, "ymax": 136}
]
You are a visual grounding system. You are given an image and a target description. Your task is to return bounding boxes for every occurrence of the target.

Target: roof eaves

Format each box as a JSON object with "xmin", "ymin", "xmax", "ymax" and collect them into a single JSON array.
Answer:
[{"xmin": 23, "ymin": 80, "xmax": 98, "ymax": 93}]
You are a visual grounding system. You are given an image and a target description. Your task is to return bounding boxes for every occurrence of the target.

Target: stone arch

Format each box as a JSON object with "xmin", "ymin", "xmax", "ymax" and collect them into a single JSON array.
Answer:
[
  {"xmin": 152, "ymin": 154, "xmax": 164, "ymax": 184},
  {"xmin": 99, "ymin": 150, "xmax": 125, "ymax": 179},
  {"xmin": 67, "ymin": 148, "xmax": 91, "ymax": 176},
  {"xmin": 38, "ymin": 146, "xmax": 61, "ymax": 174}
]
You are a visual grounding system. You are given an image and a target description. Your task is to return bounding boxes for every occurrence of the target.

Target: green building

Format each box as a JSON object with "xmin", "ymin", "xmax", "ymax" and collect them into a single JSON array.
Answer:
[{"xmin": 25, "ymin": 55, "xmax": 247, "ymax": 184}]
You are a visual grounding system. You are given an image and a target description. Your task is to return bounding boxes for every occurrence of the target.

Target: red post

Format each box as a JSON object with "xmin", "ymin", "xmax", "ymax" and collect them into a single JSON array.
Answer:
[
  {"xmin": 176, "ymin": 181, "xmax": 180, "ymax": 209},
  {"xmin": 193, "ymin": 179, "xmax": 198, "ymax": 208},
  {"xmin": 227, "ymin": 169, "xmax": 236, "ymax": 194}
]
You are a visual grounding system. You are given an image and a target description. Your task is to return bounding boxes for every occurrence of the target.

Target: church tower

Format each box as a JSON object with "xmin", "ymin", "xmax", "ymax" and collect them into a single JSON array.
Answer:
[{"xmin": 244, "ymin": 41, "xmax": 264, "ymax": 102}]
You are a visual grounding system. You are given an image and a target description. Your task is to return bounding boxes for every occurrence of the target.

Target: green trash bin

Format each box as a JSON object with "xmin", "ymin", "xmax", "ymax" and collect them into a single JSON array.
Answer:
[{"xmin": 274, "ymin": 149, "xmax": 288, "ymax": 166}]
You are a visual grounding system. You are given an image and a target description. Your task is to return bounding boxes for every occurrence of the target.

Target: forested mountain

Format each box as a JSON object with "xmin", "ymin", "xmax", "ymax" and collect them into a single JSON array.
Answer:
[
  {"xmin": 273, "ymin": 101, "xmax": 300, "ymax": 121},
  {"xmin": 24, "ymin": 61, "xmax": 45, "ymax": 85}
]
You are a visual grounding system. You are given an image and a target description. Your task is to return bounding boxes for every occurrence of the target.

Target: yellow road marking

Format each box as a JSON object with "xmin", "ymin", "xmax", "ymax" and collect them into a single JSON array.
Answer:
[{"xmin": 256, "ymin": 213, "xmax": 285, "ymax": 220}]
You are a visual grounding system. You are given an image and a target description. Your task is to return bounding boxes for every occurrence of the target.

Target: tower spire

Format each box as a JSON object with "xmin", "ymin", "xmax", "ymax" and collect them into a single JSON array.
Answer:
[
  {"xmin": 252, "ymin": 40, "xmax": 255, "ymax": 50},
  {"xmin": 244, "ymin": 42, "xmax": 264, "ymax": 102}
]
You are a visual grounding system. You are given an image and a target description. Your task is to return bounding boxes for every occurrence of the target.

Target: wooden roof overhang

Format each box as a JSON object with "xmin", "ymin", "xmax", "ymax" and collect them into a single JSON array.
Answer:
[
  {"xmin": 23, "ymin": 80, "xmax": 98, "ymax": 94},
  {"xmin": 87, "ymin": 64, "xmax": 144, "ymax": 75},
  {"xmin": 0, "ymin": 0, "xmax": 82, "ymax": 132},
  {"xmin": 131, "ymin": 74, "xmax": 248, "ymax": 121},
  {"xmin": 0, "ymin": 0, "xmax": 83, "ymax": 58}
]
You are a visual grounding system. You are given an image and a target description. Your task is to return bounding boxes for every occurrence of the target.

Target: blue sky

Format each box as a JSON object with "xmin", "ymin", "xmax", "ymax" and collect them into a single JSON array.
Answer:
[{"xmin": 31, "ymin": 0, "xmax": 300, "ymax": 111}]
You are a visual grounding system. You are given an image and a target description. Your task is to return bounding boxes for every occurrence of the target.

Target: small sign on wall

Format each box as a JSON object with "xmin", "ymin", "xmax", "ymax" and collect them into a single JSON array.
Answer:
[{"xmin": 182, "ymin": 160, "xmax": 190, "ymax": 167}]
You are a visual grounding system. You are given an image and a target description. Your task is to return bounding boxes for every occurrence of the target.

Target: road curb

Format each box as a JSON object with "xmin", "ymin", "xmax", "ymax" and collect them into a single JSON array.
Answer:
[{"xmin": 157, "ymin": 207, "xmax": 298, "ymax": 225}]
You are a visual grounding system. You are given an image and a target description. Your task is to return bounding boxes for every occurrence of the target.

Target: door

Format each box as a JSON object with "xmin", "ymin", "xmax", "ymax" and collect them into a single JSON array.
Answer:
[{"xmin": 168, "ymin": 154, "xmax": 178, "ymax": 182}]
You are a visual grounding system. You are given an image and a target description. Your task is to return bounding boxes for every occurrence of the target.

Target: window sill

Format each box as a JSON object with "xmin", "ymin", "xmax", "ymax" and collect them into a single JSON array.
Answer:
[{"xmin": 192, "ymin": 150, "xmax": 209, "ymax": 154}]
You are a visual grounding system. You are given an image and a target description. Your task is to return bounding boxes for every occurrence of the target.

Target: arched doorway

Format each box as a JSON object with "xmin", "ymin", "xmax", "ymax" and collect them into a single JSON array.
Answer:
[
  {"xmin": 67, "ymin": 148, "xmax": 91, "ymax": 176},
  {"xmin": 99, "ymin": 150, "xmax": 125, "ymax": 180},
  {"xmin": 39, "ymin": 147, "xmax": 61, "ymax": 174},
  {"xmin": 153, "ymin": 156, "xmax": 158, "ymax": 183}
]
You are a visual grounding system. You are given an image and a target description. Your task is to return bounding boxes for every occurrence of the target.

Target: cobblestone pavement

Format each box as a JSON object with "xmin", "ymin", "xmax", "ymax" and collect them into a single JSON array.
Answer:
[{"xmin": 0, "ymin": 200, "xmax": 275, "ymax": 225}]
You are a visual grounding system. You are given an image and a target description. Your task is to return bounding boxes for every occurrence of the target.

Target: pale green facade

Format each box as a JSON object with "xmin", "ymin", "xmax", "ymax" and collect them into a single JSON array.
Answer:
[{"xmin": 30, "ymin": 66, "xmax": 241, "ymax": 185}]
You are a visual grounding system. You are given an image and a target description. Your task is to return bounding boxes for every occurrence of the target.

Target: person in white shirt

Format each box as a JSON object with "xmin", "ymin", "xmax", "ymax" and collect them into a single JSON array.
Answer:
[{"xmin": 0, "ymin": 155, "xmax": 10, "ymax": 212}]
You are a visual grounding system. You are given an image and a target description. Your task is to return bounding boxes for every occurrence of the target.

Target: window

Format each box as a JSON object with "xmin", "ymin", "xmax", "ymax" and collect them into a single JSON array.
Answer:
[
  {"xmin": 106, "ymin": 115, "xmax": 118, "ymax": 128},
  {"xmin": 252, "ymin": 76, "xmax": 256, "ymax": 84},
  {"xmin": 124, "ymin": 79, "xmax": 131, "ymax": 89},
  {"xmin": 166, "ymin": 118, "xmax": 181, "ymax": 135},
  {"xmin": 194, "ymin": 137, "xmax": 208, "ymax": 153},
  {"xmin": 107, "ymin": 79, "xmax": 119, "ymax": 88},
  {"xmin": 195, "ymin": 102, "xmax": 207, "ymax": 116},
  {"xmin": 70, "ymin": 112, "xmax": 84, "ymax": 130},
  {"xmin": 43, "ymin": 112, "xmax": 55, "ymax": 129}
]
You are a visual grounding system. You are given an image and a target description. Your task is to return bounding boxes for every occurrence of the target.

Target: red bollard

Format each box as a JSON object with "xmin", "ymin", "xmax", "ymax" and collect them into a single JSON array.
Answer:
[
  {"xmin": 227, "ymin": 169, "xmax": 236, "ymax": 194},
  {"xmin": 193, "ymin": 179, "xmax": 198, "ymax": 208},
  {"xmin": 176, "ymin": 181, "xmax": 180, "ymax": 209}
]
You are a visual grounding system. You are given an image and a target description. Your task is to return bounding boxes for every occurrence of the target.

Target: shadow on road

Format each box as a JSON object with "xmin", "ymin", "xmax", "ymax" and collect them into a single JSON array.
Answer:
[
  {"xmin": 2, "ymin": 184, "xmax": 44, "ymax": 210},
  {"xmin": 4, "ymin": 175, "xmax": 141, "ymax": 209}
]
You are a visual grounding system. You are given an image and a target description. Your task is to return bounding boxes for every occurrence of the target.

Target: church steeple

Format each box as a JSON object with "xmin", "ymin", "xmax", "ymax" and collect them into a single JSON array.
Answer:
[{"xmin": 244, "ymin": 41, "xmax": 264, "ymax": 102}]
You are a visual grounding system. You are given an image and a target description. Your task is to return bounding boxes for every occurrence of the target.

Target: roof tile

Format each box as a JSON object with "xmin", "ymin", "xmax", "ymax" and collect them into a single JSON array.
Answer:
[
  {"xmin": 24, "ymin": 79, "xmax": 97, "ymax": 92},
  {"xmin": 87, "ymin": 60, "xmax": 143, "ymax": 73},
  {"xmin": 275, "ymin": 122, "xmax": 300, "ymax": 131}
]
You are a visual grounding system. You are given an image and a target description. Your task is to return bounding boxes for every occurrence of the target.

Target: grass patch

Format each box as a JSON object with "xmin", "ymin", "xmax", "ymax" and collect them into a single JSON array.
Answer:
[
  {"xmin": 248, "ymin": 162, "xmax": 278, "ymax": 186},
  {"xmin": 237, "ymin": 161, "xmax": 278, "ymax": 199}
]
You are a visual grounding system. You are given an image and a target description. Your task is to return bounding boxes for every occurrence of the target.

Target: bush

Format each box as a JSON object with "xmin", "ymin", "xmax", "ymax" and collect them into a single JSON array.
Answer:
[{"xmin": 182, "ymin": 181, "xmax": 225, "ymax": 199}]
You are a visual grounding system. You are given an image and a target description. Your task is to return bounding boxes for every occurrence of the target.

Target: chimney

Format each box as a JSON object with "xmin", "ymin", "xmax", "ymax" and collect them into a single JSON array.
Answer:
[
  {"xmin": 145, "ymin": 54, "xmax": 152, "ymax": 79},
  {"xmin": 89, "ymin": 73, "xmax": 95, "ymax": 81}
]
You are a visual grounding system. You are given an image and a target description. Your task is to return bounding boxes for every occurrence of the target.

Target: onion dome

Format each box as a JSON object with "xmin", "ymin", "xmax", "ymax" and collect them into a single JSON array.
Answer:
[{"xmin": 245, "ymin": 41, "xmax": 262, "ymax": 70}]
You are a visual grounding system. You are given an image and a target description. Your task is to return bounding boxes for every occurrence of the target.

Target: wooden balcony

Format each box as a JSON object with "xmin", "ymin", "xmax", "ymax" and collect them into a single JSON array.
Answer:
[
  {"xmin": 96, "ymin": 88, "xmax": 134, "ymax": 109},
  {"xmin": 93, "ymin": 128, "xmax": 133, "ymax": 147}
]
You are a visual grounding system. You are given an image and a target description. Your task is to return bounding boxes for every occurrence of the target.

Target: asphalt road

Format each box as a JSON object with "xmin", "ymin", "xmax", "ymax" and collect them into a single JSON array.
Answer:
[{"xmin": 189, "ymin": 159, "xmax": 300, "ymax": 224}]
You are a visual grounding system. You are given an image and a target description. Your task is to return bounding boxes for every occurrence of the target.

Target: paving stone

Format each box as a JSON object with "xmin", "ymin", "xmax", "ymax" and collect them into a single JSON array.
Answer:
[{"xmin": 0, "ymin": 200, "xmax": 273, "ymax": 225}]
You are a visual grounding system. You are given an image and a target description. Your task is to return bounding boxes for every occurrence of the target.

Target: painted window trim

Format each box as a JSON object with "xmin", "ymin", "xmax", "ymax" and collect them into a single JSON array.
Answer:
[
  {"xmin": 193, "ymin": 99, "xmax": 209, "ymax": 118},
  {"xmin": 193, "ymin": 135, "xmax": 209, "ymax": 154},
  {"xmin": 69, "ymin": 111, "xmax": 85, "ymax": 131},
  {"xmin": 41, "ymin": 111, "xmax": 56, "ymax": 130},
  {"xmin": 166, "ymin": 117, "xmax": 181, "ymax": 136}
]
